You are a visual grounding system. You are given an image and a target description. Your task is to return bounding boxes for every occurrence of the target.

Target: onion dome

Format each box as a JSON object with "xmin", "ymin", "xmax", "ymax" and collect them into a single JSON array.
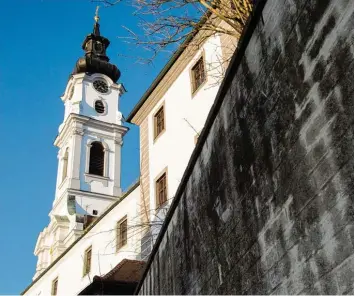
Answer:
[{"xmin": 73, "ymin": 7, "xmax": 120, "ymax": 82}]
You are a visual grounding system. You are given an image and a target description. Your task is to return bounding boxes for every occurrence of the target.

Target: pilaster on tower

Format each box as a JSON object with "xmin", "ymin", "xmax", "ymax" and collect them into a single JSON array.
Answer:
[{"xmin": 33, "ymin": 11, "xmax": 128, "ymax": 279}]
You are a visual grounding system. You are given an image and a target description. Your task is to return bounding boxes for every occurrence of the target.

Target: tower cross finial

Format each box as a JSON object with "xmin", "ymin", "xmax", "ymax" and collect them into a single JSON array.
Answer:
[{"xmin": 94, "ymin": 6, "xmax": 100, "ymax": 23}]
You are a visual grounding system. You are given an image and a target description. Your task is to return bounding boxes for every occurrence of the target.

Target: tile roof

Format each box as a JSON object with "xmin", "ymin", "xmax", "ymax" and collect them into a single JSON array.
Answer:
[{"xmin": 93, "ymin": 259, "xmax": 146, "ymax": 283}]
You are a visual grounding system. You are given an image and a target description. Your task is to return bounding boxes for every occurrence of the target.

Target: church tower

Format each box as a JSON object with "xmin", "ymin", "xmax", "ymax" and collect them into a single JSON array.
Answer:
[{"xmin": 33, "ymin": 10, "xmax": 128, "ymax": 279}]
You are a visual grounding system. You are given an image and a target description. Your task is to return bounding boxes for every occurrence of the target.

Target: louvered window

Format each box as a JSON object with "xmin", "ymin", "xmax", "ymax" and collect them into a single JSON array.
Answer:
[
  {"xmin": 95, "ymin": 100, "xmax": 105, "ymax": 114},
  {"xmin": 156, "ymin": 172, "xmax": 167, "ymax": 208},
  {"xmin": 89, "ymin": 142, "xmax": 104, "ymax": 176}
]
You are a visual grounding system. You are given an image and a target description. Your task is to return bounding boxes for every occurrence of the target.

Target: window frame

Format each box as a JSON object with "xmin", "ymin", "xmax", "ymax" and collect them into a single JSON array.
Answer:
[
  {"xmin": 116, "ymin": 216, "xmax": 128, "ymax": 251},
  {"xmin": 190, "ymin": 53, "xmax": 207, "ymax": 96},
  {"xmin": 83, "ymin": 246, "xmax": 92, "ymax": 277},
  {"xmin": 155, "ymin": 168, "xmax": 168, "ymax": 209},
  {"xmin": 85, "ymin": 140, "xmax": 109, "ymax": 178},
  {"xmin": 153, "ymin": 102, "xmax": 166, "ymax": 141},
  {"xmin": 51, "ymin": 277, "xmax": 58, "ymax": 296},
  {"xmin": 88, "ymin": 141, "xmax": 105, "ymax": 176}
]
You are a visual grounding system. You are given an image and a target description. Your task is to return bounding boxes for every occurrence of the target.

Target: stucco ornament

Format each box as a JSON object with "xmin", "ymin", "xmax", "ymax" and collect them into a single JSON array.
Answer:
[
  {"xmin": 72, "ymin": 128, "xmax": 84, "ymax": 136},
  {"xmin": 117, "ymin": 111, "xmax": 123, "ymax": 124}
]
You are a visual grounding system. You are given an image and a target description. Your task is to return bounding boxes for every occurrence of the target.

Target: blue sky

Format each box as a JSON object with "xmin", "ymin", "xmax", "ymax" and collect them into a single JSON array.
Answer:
[{"xmin": 0, "ymin": 0, "xmax": 168, "ymax": 293}]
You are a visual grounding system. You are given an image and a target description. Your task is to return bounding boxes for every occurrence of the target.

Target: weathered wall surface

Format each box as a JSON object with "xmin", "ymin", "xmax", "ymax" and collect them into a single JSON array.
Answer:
[{"xmin": 138, "ymin": 0, "xmax": 354, "ymax": 294}]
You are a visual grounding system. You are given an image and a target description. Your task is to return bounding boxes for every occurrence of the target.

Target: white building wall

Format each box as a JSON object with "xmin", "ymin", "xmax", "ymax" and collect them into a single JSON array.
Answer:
[
  {"xmin": 25, "ymin": 185, "xmax": 141, "ymax": 296},
  {"xmin": 147, "ymin": 34, "xmax": 224, "ymax": 219}
]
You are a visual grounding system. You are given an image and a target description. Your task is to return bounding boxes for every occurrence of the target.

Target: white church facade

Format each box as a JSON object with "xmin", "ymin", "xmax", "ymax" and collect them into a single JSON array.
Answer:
[{"xmin": 22, "ymin": 11, "xmax": 236, "ymax": 296}]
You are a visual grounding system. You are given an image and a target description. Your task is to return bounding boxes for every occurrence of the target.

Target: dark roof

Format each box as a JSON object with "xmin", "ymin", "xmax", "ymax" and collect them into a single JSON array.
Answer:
[
  {"xmin": 73, "ymin": 20, "xmax": 121, "ymax": 82},
  {"xmin": 97, "ymin": 259, "xmax": 146, "ymax": 282},
  {"xmin": 78, "ymin": 259, "xmax": 146, "ymax": 295},
  {"xmin": 79, "ymin": 281, "xmax": 137, "ymax": 295}
]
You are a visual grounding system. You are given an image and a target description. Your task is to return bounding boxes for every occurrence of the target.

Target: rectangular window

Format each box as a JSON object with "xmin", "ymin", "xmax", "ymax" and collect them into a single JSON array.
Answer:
[
  {"xmin": 156, "ymin": 172, "xmax": 167, "ymax": 208},
  {"xmin": 51, "ymin": 278, "xmax": 58, "ymax": 295},
  {"xmin": 154, "ymin": 105, "xmax": 165, "ymax": 139},
  {"xmin": 117, "ymin": 217, "xmax": 128, "ymax": 250},
  {"xmin": 191, "ymin": 57, "xmax": 206, "ymax": 93},
  {"xmin": 83, "ymin": 246, "xmax": 92, "ymax": 276}
]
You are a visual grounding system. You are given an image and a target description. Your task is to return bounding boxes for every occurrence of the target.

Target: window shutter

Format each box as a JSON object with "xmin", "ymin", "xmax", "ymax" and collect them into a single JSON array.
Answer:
[
  {"xmin": 191, "ymin": 57, "xmax": 206, "ymax": 93},
  {"xmin": 154, "ymin": 106, "xmax": 165, "ymax": 139}
]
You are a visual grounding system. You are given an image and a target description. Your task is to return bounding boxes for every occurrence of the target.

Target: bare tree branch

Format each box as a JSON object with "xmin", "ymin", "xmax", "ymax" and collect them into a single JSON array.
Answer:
[{"xmin": 93, "ymin": 0, "xmax": 253, "ymax": 65}]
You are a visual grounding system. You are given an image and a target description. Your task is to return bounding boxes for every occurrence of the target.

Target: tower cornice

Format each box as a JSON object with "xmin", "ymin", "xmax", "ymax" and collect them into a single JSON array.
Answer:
[
  {"xmin": 50, "ymin": 187, "xmax": 117, "ymax": 218},
  {"xmin": 54, "ymin": 113, "xmax": 128, "ymax": 148}
]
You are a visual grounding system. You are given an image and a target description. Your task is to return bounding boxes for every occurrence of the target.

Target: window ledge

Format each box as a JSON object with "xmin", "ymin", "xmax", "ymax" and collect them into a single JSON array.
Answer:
[
  {"xmin": 153, "ymin": 128, "xmax": 166, "ymax": 144},
  {"xmin": 84, "ymin": 174, "xmax": 109, "ymax": 186}
]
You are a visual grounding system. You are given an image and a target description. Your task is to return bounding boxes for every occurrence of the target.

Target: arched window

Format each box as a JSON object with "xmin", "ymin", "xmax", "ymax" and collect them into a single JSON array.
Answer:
[
  {"xmin": 89, "ymin": 142, "xmax": 105, "ymax": 176},
  {"xmin": 62, "ymin": 148, "xmax": 69, "ymax": 181}
]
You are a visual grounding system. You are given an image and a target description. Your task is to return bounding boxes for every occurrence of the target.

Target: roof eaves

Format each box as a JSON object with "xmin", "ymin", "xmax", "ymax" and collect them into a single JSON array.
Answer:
[{"xmin": 126, "ymin": 12, "xmax": 211, "ymax": 124}]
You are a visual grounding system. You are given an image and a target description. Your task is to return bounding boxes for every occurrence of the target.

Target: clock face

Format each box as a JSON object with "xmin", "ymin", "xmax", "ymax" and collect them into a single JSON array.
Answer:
[{"xmin": 93, "ymin": 80, "xmax": 109, "ymax": 94}]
